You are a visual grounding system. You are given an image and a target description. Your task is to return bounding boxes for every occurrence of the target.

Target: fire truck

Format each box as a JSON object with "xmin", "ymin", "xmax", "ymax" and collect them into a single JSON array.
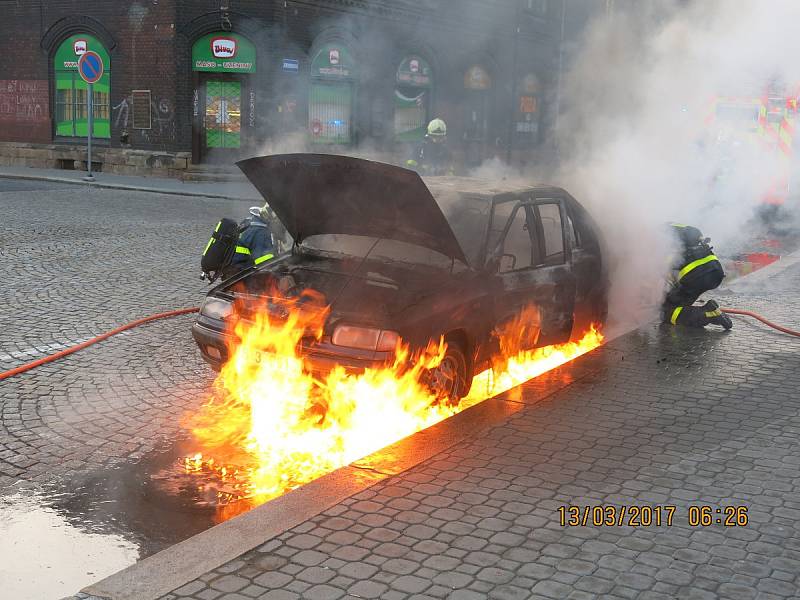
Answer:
[{"xmin": 704, "ymin": 86, "xmax": 798, "ymax": 219}]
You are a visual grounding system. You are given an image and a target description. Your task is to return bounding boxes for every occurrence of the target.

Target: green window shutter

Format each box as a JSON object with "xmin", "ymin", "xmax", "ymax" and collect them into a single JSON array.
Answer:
[{"xmin": 309, "ymin": 83, "xmax": 353, "ymax": 145}]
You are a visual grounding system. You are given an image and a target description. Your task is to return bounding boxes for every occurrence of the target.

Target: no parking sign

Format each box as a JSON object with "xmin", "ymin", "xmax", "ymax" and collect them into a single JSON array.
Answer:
[
  {"xmin": 78, "ymin": 51, "xmax": 104, "ymax": 84},
  {"xmin": 77, "ymin": 51, "xmax": 104, "ymax": 180}
]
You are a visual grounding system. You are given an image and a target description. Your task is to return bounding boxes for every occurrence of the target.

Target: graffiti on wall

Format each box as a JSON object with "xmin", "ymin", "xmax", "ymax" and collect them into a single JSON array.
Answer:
[
  {"xmin": 112, "ymin": 91, "xmax": 176, "ymax": 141},
  {"xmin": 0, "ymin": 80, "xmax": 48, "ymax": 123}
]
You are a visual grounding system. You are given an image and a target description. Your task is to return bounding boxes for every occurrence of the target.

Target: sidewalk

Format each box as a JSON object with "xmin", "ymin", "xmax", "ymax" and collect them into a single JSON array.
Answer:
[
  {"xmin": 74, "ymin": 257, "xmax": 800, "ymax": 600},
  {"xmin": 0, "ymin": 165, "xmax": 261, "ymax": 202}
]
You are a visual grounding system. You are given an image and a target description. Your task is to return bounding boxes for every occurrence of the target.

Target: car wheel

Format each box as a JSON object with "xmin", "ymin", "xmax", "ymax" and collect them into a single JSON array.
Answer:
[{"xmin": 425, "ymin": 342, "xmax": 468, "ymax": 405}]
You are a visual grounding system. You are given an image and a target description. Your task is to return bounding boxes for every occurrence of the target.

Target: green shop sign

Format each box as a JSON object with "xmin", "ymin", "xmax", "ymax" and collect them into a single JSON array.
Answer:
[
  {"xmin": 311, "ymin": 44, "xmax": 356, "ymax": 79},
  {"xmin": 54, "ymin": 34, "xmax": 110, "ymax": 71},
  {"xmin": 54, "ymin": 34, "xmax": 111, "ymax": 138},
  {"xmin": 397, "ymin": 55, "xmax": 432, "ymax": 87},
  {"xmin": 192, "ymin": 33, "xmax": 256, "ymax": 73}
]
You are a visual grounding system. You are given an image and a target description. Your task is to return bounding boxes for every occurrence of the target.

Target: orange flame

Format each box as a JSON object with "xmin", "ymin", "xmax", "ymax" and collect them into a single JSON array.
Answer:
[{"xmin": 184, "ymin": 292, "xmax": 603, "ymax": 519}]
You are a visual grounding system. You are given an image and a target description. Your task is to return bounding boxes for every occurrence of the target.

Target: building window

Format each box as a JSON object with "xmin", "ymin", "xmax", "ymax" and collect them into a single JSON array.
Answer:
[
  {"xmin": 53, "ymin": 34, "xmax": 110, "ymax": 138},
  {"xmin": 394, "ymin": 55, "xmax": 433, "ymax": 142},
  {"xmin": 309, "ymin": 43, "xmax": 356, "ymax": 145},
  {"xmin": 525, "ymin": 0, "xmax": 548, "ymax": 15}
]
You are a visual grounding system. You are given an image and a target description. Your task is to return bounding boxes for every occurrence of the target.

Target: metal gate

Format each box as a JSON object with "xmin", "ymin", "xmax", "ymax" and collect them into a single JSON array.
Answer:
[
  {"xmin": 309, "ymin": 82, "xmax": 352, "ymax": 144},
  {"xmin": 205, "ymin": 80, "xmax": 241, "ymax": 149}
]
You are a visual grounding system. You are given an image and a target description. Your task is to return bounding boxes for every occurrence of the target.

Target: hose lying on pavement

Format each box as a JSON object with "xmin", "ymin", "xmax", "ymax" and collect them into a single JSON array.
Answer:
[
  {"xmin": 0, "ymin": 306, "xmax": 795, "ymax": 382},
  {"xmin": 722, "ymin": 308, "xmax": 800, "ymax": 338},
  {"xmin": 0, "ymin": 307, "xmax": 199, "ymax": 382}
]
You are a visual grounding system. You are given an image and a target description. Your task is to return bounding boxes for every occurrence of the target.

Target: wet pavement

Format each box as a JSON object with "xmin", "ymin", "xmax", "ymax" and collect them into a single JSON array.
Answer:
[
  {"xmin": 1, "ymin": 178, "xmax": 799, "ymax": 599},
  {"xmin": 0, "ymin": 181, "xmax": 252, "ymax": 598},
  {"xmin": 137, "ymin": 258, "xmax": 800, "ymax": 600}
]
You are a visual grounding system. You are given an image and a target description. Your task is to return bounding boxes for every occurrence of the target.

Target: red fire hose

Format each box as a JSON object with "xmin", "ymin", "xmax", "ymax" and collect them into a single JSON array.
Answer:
[
  {"xmin": 722, "ymin": 308, "xmax": 800, "ymax": 338},
  {"xmin": 0, "ymin": 307, "xmax": 199, "ymax": 383}
]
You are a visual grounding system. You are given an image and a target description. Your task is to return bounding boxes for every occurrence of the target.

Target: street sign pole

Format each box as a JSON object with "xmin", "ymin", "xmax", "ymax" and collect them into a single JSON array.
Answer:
[
  {"xmin": 77, "ymin": 50, "xmax": 103, "ymax": 182},
  {"xmin": 86, "ymin": 82, "xmax": 94, "ymax": 181}
]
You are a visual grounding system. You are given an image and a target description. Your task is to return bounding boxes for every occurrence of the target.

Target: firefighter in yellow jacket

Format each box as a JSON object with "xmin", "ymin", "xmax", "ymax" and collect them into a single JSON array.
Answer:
[{"xmin": 663, "ymin": 223, "xmax": 732, "ymax": 329}]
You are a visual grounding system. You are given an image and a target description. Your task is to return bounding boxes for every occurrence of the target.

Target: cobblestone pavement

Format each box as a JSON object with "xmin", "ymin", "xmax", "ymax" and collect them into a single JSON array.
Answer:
[
  {"xmin": 0, "ymin": 180, "xmax": 251, "ymax": 489},
  {"xmin": 154, "ymin": 261, "xmax": 800, "ymax": 600},
  {"xmin": 4, "ymin": 179, "xmax": 800, "ymax": 599}
]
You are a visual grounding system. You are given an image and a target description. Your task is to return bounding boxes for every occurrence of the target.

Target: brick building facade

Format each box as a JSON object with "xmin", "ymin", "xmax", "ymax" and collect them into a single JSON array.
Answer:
[{"xmin": 0, "ymin": 0, "xmax": 581, "ymax": 177}]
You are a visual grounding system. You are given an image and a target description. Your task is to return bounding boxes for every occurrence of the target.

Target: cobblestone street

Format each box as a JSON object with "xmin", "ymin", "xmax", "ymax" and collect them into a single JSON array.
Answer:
[
  {"xmin": 2, "ymin": 180, "xmax": 799, "ymax": 600},
  {"xmin": 0, "ymin": 180, "xmax": 251, "ymax": 489},
  {"xmin": 149, "ymin": 260, "xmax": 800, "ymax": 600}
]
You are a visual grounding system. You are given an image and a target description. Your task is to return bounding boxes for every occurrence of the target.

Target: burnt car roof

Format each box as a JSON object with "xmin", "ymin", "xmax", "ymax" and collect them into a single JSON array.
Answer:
[{"xmin": 422, "ymin": 176, "xmax": 563, "ymax": 199}]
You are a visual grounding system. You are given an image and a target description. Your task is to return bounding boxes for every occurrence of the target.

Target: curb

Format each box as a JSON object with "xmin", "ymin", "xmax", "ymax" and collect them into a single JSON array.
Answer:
[
  {"xmin": 79, "ymin": 347, "xmax": 609, "ymax": 600},
  {"xmin": 721, "ymin": 245, "xmax": 800, "ymax": 292},
  {"xmin": 0, "ymin": 172, "xmax": 260, "ymax": 202}
]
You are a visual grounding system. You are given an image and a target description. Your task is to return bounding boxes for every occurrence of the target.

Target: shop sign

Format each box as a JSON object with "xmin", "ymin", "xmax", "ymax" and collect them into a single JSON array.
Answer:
[
  {"xmin": 464, "ymin": 65, "xmax": 491, "ymax": 90},
  {"xmin": 519, "ymin": 95, "xmax": 537, "ymax": 113},
  {"xmin": 521, "ymin": 73, "xmax": 540, "ymax": 95},
  {"xmin": 311, "ymin": 43, "xmax": 356, "ymax": 78},
  {"xmin": 192, "ymin": 32, "xmax": 256, "ymax": 73},
  {"xmin": 397, "ymin": 55, "xmax": 432, "ymax": 87},
  {"xmin": 54, "ymin": 34, "xmax": 110, "ymax": 71}
]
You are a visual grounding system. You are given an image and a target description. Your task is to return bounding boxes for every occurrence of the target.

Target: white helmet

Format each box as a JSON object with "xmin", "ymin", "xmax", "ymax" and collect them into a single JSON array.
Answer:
[
  {"xmin": 427, "ymin": 118, "xmax": 447, "ymax": 137},
  {"xmin": 249, "ymin": 202, "xmax": 272, "ymax": 222}
]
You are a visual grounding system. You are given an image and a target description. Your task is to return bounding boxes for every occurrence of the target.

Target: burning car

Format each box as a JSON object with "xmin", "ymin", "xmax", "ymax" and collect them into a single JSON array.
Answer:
[{"xmin": 192, "ymin": 154, "xmax": 607, "ymax": 401}]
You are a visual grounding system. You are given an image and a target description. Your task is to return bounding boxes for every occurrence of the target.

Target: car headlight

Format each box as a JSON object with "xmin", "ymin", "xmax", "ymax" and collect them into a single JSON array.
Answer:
[
  {"xmin": 200, "ymin": 297, "xmax": 233, "ymax": 320},
  {"xmin": 332, "ymin": 325, "xmax": 399, "ymax": 352}
]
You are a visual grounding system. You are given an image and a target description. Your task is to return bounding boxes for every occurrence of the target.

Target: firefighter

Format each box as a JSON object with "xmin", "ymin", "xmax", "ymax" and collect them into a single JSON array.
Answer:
[
  {"xmin": 663, "ymin": 223, "xmax": 732, "ymax": 330},
  {"xmin": 406, "ymin": 118, "xmax": 453, "ymax": 176},
  {"xmin": 226, "ymin": 202, "xmax": 276, "ymax": 277}
]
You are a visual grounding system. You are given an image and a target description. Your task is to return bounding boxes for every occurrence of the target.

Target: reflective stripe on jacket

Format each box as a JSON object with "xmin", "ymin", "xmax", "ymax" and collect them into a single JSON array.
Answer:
[{"xmin": 678, "ymin": 254, "xmax": 719, "ymax": 281}]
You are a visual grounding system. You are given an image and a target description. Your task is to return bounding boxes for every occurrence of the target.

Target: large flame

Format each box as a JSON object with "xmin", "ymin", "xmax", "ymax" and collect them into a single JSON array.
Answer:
[{"xmin": 184, "ymin": 291, "xmax": 602, "ymax": 520}]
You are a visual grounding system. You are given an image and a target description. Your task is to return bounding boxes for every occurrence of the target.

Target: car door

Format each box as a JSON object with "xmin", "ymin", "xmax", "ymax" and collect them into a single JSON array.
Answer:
[
  {"xmin": 489, "ymin": 197, "xmax": 575, "ymax": 353},
  {"xmin": 529, "ymin": 197, "xmax": 577, "ymax": 345},
  {"xmin": 561, "ymin": 193, "xmax": 607, "ymax": 333}
]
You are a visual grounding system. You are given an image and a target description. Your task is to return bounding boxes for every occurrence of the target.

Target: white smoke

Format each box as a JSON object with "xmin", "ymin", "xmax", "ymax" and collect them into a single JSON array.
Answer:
[{"xmin": 553, "ymin": 0, "xmax": 800, "ymax": 331}]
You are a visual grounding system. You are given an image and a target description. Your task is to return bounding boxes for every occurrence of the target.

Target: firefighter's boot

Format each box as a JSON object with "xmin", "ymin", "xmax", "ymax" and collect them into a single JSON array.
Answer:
[{"xmin": 703, "ymin": 300, "xmax": 732, "ymax": 330}]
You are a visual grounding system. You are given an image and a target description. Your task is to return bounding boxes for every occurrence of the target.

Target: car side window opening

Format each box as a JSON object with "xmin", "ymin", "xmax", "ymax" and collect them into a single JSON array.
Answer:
[
  {"xmin": 535, "ymin": 202, "xmax": 566, "ymax": 265},
  {"xmin": 499, "ymin": 205, "xmax": 535, "ymax": 272},
  {"xmin": 566, "ymin": 212, "xmax": 582, "ymax": 249}
]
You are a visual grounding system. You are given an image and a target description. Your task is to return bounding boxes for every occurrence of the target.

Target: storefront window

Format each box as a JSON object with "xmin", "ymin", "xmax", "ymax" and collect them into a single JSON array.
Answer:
[
  {"xmin": 309, "ymin": 43, "xmax": 356, "ymax": 145},
  {"xmin": 394, "ymin": 55, "xmax": 433, "ymax": 142},
  {"xmin": 53, "ymin": 35, "xmax": 110, "ymax": 138},
  {"xmin": 192, "ymin": 33, "xmax": 256, "ymax": 152}
]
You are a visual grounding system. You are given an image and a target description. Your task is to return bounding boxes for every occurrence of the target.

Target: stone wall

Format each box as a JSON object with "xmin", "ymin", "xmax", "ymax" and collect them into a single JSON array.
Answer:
[{"xmin": 0, "ymin": 142, "xmax": 190, "ymax": 177}]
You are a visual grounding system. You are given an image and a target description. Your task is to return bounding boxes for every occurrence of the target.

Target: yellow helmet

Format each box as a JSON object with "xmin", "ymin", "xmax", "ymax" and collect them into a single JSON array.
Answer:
[{"xmin": 427, "ymin": 118, "xmax": 447, "ymax": 137}]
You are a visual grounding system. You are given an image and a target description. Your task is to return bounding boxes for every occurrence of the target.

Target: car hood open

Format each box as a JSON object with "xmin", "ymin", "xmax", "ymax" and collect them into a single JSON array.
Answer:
[{"xmin": 237, "ymin": 154, "xmax": 468, "ymax": 264}]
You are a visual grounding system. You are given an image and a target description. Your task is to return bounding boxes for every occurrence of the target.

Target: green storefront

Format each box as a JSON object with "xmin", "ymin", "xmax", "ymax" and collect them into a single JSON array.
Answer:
[
  {"xmin": 309, "ymin": 44, "xmax": 357, "ymax": 145},
  {"xmin": 191, "ymin": 32, "xmax": 256, "ymax": 161},
  {"xmin": 53, "ymin": 34, "xmax": 111, "ymax": 139},
  {"xmin": 394, "ymin": 55, "xmax": 433, "ymax": 142}
]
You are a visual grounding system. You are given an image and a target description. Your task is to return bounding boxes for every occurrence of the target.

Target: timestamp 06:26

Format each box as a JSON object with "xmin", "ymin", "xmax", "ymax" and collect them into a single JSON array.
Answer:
[{"xmin": 557, "ymin": 505, "xmax": 749, "ymax": 527}]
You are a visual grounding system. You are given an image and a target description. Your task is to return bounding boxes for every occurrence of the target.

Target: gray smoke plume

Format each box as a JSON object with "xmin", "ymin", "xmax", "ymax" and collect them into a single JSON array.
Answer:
[{"xmin": 553, "ymin": 0, "xmax": 800, "ymax": 332}]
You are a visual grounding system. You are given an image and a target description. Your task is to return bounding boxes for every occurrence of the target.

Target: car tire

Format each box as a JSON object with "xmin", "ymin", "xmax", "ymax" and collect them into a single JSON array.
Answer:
[{"xmin": 425, "ymin": 341, "xmax": 469, "ymax": 405}]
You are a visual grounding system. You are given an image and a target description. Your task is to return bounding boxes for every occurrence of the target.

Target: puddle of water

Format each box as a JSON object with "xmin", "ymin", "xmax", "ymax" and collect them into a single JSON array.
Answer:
[{"xmin": 0, "ymin": 492, "xmax": 139, "ymax": 600}]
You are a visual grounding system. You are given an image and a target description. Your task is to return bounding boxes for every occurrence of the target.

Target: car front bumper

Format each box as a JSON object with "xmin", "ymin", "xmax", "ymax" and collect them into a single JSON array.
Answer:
[{"xmin": 191, "ymin": 316, "xmax": 394, "ymax": 375}]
